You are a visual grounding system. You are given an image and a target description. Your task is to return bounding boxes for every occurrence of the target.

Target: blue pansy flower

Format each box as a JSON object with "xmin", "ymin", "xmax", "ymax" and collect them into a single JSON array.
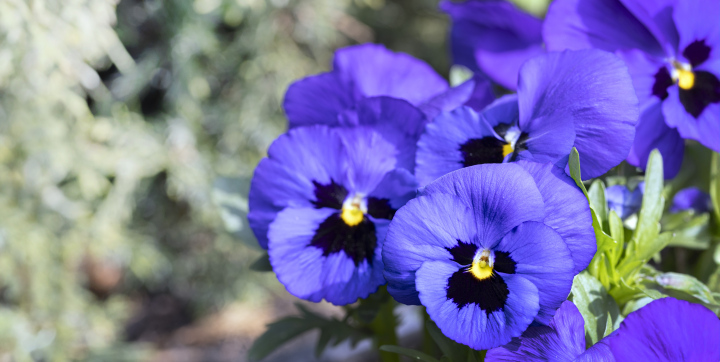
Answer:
[
  {"xmin": 440, "ymin": 0, "xmax": 544, "ymax": 90},
  {"xmin": 488, "ymin": 297, "xmax": 720, "ymax": 361},
  {"xmin": 248, "ymin": 124, "xmax": 418, "ymax": 305},
  {"xmin": 606, "ymin": 183, "xmax": 644, "ymax": 219},
  {"xmin": 415, "ymin": 49, "xmax": 639, "ymax": 186},
  {"xmin": 486, "ymin": 301, "xmax": 613, "ymax": 361},
  {"xmin": 603, "ymin": 297, "xmax": 720, "ymax": 361},
  {"xmin": 670, "ymin": 187, "xmax": 713, "ymax": 213},
  {"xmin": 544, "ymin": 0, "xmax": 720, "ymax": 178},
  {"xmin": 283, "ymin": 43, "xmax": 494, "ymax": 128},
  {"xmin": 382, "ymin": 162, "xmax": 595, "ymax": 349}
]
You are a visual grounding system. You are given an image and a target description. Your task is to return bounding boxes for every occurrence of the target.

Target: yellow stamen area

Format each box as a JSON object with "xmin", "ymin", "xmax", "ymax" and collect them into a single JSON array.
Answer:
[
  {"xmin": 470, "ymin": 260, "xmax": 493, "ymax": 280},
  {"xmin": 341, "ymin": 206, "xmax": 364, "ymax": 226},
  {"xmin": 502, "ymin": 143, "xmax": 514, "ymax": 158},
  {"xmin": 676, "ymin": 68, "xmax": 695, "ymax": 90}
]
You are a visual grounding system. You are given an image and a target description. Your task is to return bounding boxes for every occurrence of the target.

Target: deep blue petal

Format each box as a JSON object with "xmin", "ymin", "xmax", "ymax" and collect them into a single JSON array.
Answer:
[
  {"xmin": 673, "ymin": 0, "xmax": 720, "ymax": 67},
  {"xmin": 284, "ymin": 72, "xmax": 357, "ymax": 128},
  {"xmin": 333, "ymin": 43, "xmax": 448, "ymax": 105},
  {"xmin": 543, "ymin": 0, "xmax": 665, "ymax": 57},
  {"xmin": 268, "ymin": 207, "xmax": 385, "ymax": 305},
  {"xmin": 626, "ymin": 100, "xmax": 684, "ymax": 178},
  {"xmin": 420, "ymin": 164, "xmax": 546, "ymax": 246},
  {"xmin": 517, "ymin": 161, "xmax": 595, "ymax": 275},
  {"xmin": 606, "ymin": 184, "xmax": 643, "ymax": 219},
  {"xmin": 603, "ymin": 297, "xmax": 720, "ymax": 361},
  {"xmin": 248, "ymin": 126, "xmax": 346, "ymax": 248},
  {"xmin": 670, "ymin": 187, "xmax": 712, "ymax": 213},
  {"xmin": 420, "ymin": 75, "xmax": 496, "ymax": 121},
  {"xmin": 416, "ymin": 260, "xmax": 539, "ymax": 350},
  {"xmin": 663, "ymin": 87, "xmax": 720, "ymax": 152},
  {"xmin": 495, "ymin": 222, "xmax": 574, "ymax": 324},
  {"xmin": 486, "ymin": 300, "xmax": 586, "ymax": 362},
  {"xmin": 517, "ymin": 50, "xmax": 638, "ymax": 178},
  {"xmin": 383, "ymin": 193, "xmax": 477, "ymax": 305},
  {"xmin": 441, "ymin": 0, "xmax": 543, "ymax": 90},
  {"xmin": 617, "ymin": 0, "xmax": 678, "ymax": 55},
  {"xmin": 415, "ymin": 106, "xmax": 500, "ymax": 186},
  {"xmin": 349, "ymin": 96, "xmax": 428, "ymax": 170}
]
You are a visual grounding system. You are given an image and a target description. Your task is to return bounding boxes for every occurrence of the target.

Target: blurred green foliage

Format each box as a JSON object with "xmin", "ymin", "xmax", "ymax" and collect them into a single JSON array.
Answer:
[{"xmin": 0, "ymin": 0, "xmax": 458, "ymax": 360}]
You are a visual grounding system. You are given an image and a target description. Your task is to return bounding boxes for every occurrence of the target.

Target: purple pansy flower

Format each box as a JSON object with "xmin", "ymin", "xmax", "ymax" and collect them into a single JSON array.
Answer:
[
  {"xmin": 606, "ymin": 183, "xmax": 645, "ymax": 219},
  {"xmin": 604, "ymin": 297, "xmax": 720, "ymax": 361},
  {"xmin": 670, "ymin": 187, "xmax": 713, "ymax": 213},
  {"xmin": 283, "ymin": 43, "xmax": 494, "ymax": 128},
  {"xmin": 382, "ymin": 161, "xmax": 595, "ymax": 349},
  {"xmin": 544, "ymin": 0, "xmax": 720, "ymax": 178},
  {"xmin": 248, "ymin": 124, "xmax": 418, "ymax": 305},
  {"xmin": 415, "ymin": 49, "xmax": 639, "ymax": 186},
  {"xmin": 485, "ymin": 301, "xmax": 614, "ymax": 361},
  {"xmin": 487, "ymin": 297, "xmax": 720, "ymax": 361},
  {"xmin": 440, "ymin": 0, "xmax": 544, "ymax": 90}
]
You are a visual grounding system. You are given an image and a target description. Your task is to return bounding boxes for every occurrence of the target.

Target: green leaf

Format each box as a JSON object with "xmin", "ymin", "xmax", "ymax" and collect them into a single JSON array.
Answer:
[
  {"xmin": 663, "ymin": 212, "xmax": 711, "ymax": 249},
  {"xmin": 642, "ymin": 272, "xmax": 720, "ymax": 315},
  {"xmin": 588, "ymin": 180, "xmax": 608, "ymax": 225},
  {"xmin": 426, "ymin": 320, "xmax": 473, "ymax": 362},
  {"xmin": 710, "ymin": 152, "xmax": 720, "ymax": 225},
  {"xmin": 249, "ymin": 252, "xmax": 272, "ymax": 272},
  {"xmin": 379, "ymin": 346, "xmax": 440, "ymax": 362},
  {"xmin": 570, "ymin": 272, "xmax": 622, "ymax": 345},
  {"xmin": 608, "ymin": 210, "xmax": 625, "ymax": 247},
  {"xmin": 248, "ymin": 317, "xmax": 318, "ymax": 360},
  {"xmin": 627, "ymin": 150, "xmax": 665, "ymax": 259},
  {"xmin": 568, "ymin": 148, "xmax": 588, "ymax": 196},
  {"xmin": 248, "ymin": 303, "xmax": 370, "ymax": 360}
]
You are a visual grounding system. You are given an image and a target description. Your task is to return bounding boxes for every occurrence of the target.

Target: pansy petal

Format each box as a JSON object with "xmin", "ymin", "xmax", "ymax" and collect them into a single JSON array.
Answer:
[
  {"xmin": 333, "ymin": 44, "xmax": 448, "ymax": 105},
  {"xmin": 617, "ymin": 0, "xmax": 678, "ymax": 54},
  {"xmin": 616, "ymin": 48, "xmax": 670, "ymax": 104},
  {"xmin": 369, "ymin": 168, "xmax": 418, "ymax": 211},
  {"xmin": 349, "ymin": 97, "xmax": 428, "ymax": 170},
  {"xmin": 248, "ymin": 126, "xmax": 346, "ymax": 248},
  {"xmin": 626, "ymin": 100, "xmax": 685, "ymax": 178},
  {"xmin": 517, "ymin": 50, "xmax": 639, "ymax": 178},
  {"xmin": 543, "ymin": 0, "xmax": 664, "ymax": 56},
  {"xmin": 283, "ymin": 72, "xmax": 357, "ymax": 128},
  {"xmin": 604, "ymin": 297, "xmax": 720, "ymax": 361},
  {"xmin": 421, "ymin": 164, "xmax": 545, "ymax": 246},
  {"xmin": 383, "ymin": 193, "xmax": 477, "ymax": 305},
  {"xmin": 417, "ymin": 260, "xmax": 539, "ymax": 350},
  {"xmin": 576, "ymin": 342, "xmax": 615, "ymax": 362},
  {"xmin": 336, "ymin": 126, "xmax": 401, "ymax": 195},
  {"xmin": 495, "ymin": 221, "xmax": 574, "ymax": 324},
  {"xmin": 415, "ymin": 106, "xmax": 500, "ymax": 187},
  {"xmin": 420, "ymin": 76, "xmax": 496, "ymax": 120},
  {"xmin": 486, "ymin": 301, "xmax": 586, "ymax": 362},
  {"xmin": 441, "ymin": 0, "xmax": 543, "ymax": 90},
  {"xmin": 268, "ymin": 207, "xmax": 386, "ymax": 305},
  {"xmin": 671, "ymin": 187, "xmax": 712, "ymax": 213},
  {"xmin": 517, "ymin": 161, "xmax": 595, "ymax": 274},
  {"xmin": 481, "ymin": 94, "xmax": 519, "ymax": 129},
  {"xmin": 606, "ymin": 184, "xmax": 643, "ymax": 219},
  {"xmin": 673, "ymin": 0, "xmax": 720, "ymax": 63},
  {"xmin": 663, "ymin": 88, "xmax": 720, "ymax": 152}
]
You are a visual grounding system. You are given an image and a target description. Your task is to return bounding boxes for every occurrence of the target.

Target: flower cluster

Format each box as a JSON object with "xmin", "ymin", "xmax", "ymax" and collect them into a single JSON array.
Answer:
[{"xmin": 247, "ymin": 0, "xmax": 720, "ymax": 359}]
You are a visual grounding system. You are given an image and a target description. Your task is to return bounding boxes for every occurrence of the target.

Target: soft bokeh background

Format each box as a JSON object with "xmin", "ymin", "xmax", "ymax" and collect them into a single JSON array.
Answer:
[{"xmin": 0, "ymin": 0, "xmax": 548, "ymax": 360}]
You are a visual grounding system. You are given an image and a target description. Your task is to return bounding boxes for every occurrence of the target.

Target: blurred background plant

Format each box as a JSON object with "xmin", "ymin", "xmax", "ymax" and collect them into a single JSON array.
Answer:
[{"xmin": 8, "ymin": 0, "xmax": 719, "ymax": 361}]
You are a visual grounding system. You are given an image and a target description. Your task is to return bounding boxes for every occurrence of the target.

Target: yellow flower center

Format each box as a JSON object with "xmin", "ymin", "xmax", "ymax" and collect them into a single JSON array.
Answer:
[
  {"xmin": 469, "ymin": 249, "xmax": 494, "ymax": 280},
  {"xmin": 676, "ymin": 68, "xmax": 695, "ymax": 90},
  {"xmin": 502, "ymin": 143, "xmax": 514, "ymax": 158},
  {"xmin": 340, "ymin": 194, "xmax": 365, "ymax": 226},
  {"xmin": 341, "ymin": 206, "xmax": 364, "ymax": 226}
]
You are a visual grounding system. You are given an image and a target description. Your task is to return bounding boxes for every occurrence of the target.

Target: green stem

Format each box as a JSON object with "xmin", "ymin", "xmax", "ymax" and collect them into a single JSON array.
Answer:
[{"xmin": 371, "ymin": 297, "xmax": 400, "ymax": 362}]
